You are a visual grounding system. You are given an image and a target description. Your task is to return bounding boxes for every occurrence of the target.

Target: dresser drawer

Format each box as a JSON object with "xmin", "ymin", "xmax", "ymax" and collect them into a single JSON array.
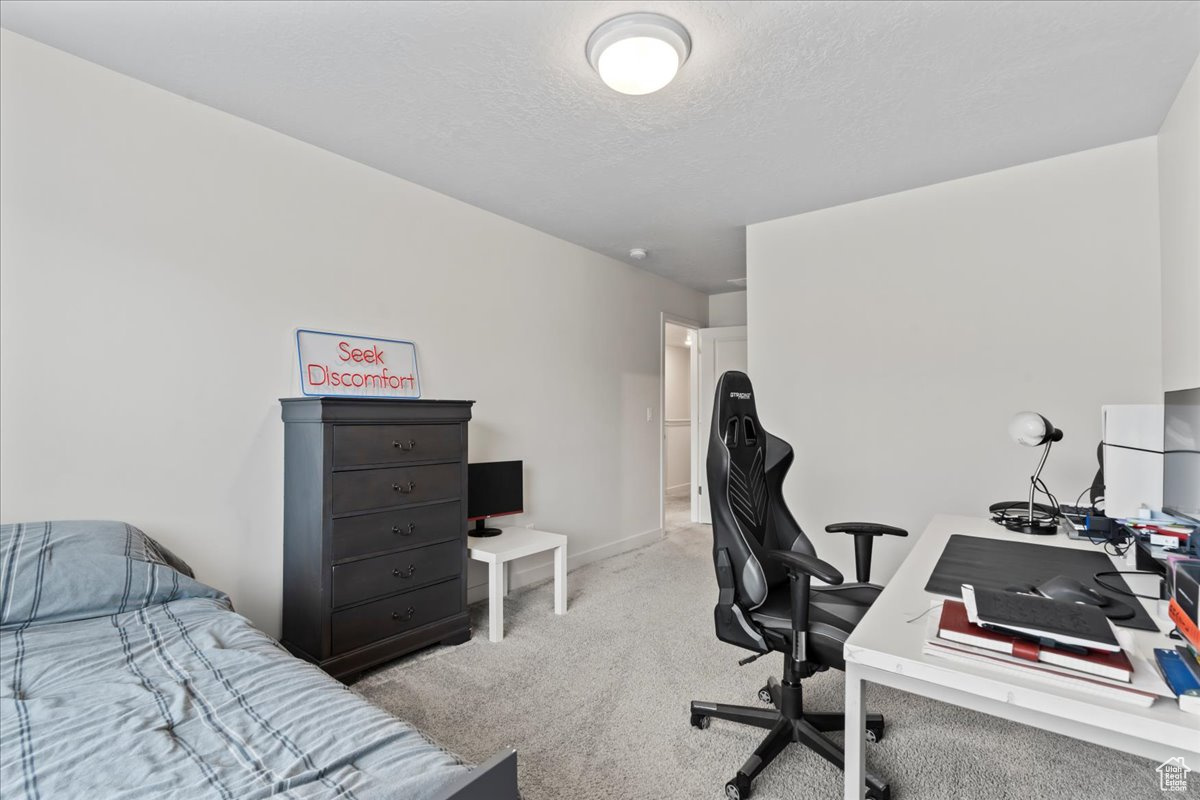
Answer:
[
  {"xmin": 332, "ymin": 540, "xmax": 462, "ymax": 608},
  {"xmin": 332, "ymin": 463, "xmax": 461, "ymax": 515},
  {"xmin": 332, "ymin": 501, "xmax": 462, "ymax": 561},
  {"xmin": 333, "ymin": 424, "xmax": 461, "ymax": 468},
  {"xmin": 331, "ymin": 578, "xmax": 462, "ymax": 655}
]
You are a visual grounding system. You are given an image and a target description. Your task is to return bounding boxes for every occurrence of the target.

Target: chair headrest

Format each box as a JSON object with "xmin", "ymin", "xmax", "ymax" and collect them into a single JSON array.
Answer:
[
  {"xmin": 713, "ymin": 371, "xmax": 761, "ymax": 449},
  {"xmin": 715, "ymin": 370, "xmax": 756, "ymax": 415}
]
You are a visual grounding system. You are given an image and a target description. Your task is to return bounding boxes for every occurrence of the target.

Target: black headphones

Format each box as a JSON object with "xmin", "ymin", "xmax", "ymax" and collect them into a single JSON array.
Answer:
[{"xmin": 988, "ymin": 501, "xmax": 1060, "ymax": 534}]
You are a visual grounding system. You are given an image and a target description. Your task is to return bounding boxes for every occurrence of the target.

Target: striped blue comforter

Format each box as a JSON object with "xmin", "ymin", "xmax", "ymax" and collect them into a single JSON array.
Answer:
[{"xmin": 0, "ymin": 522, "xmax": 468, "ymax": 799}]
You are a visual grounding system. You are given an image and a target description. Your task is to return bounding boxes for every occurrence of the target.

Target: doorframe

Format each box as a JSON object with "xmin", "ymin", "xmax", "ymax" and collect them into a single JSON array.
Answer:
[{"xmin": 660, "ymin": 312, "xmax": 703, "ymax": 534}]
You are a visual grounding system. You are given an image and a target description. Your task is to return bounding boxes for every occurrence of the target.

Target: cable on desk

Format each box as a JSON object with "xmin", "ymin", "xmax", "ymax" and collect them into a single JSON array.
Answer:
[
  {"xmin": 1103, "ymin": 536, "xmax": 1134, "ymax": 557},
  {"xmin": 1061, "ymin": 486, "xmax": 1119, "ymax": 551},
  {"xmin": 1093, "ymin": 570, "xmax": 1161, "ymax": 601},
  {"xmin": 905, "ymin": 605, "xmax": 939, "ymax": 625}
]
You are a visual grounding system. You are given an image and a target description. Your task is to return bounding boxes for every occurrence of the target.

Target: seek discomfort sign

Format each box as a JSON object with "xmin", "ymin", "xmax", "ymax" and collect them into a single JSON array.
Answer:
[{"xmin": 296, "ymin": 329, "xmax": 421, "ymax": 399}]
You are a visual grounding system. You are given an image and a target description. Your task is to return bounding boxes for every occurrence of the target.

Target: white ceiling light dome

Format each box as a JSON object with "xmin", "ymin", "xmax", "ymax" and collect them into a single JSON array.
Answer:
[{"xmin": 586, "ymin": 13, "xmax": 691, "ymax": 96}]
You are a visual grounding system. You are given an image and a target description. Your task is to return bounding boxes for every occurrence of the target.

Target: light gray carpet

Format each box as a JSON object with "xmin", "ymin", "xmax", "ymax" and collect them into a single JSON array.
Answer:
[{"xmin": 356, "ymin": 498, "xmax": 1167, "ymax": 799}]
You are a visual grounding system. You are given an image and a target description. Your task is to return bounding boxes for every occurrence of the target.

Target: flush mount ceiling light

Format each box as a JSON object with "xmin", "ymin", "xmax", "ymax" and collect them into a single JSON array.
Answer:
[{"xmin": 586, "ymin": 13, "xmax": 691, "ymax": 95}]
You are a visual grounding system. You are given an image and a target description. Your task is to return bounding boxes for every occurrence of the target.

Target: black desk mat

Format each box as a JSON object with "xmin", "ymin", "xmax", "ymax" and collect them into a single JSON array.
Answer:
[{"xmin": 924, "ymin": 534, "xmax": 1157, "ymax": 631}]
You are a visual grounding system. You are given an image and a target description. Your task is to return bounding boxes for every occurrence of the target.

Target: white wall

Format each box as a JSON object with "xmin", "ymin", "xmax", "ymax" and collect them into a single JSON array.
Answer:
[
  {"xmin": 664, "ymin": 344, "xmax": 691, "ymax": 493},
  {"xmin": 747, "ymin": 139, "xmax": 1162, "ymax": 582},
  {"xmin": 708, "ymin": 290, "xmax": 747, "ymax": 327},
  {"xmin": 1159, "ymin": 55, "xmax": 1200, "ymax": 392},
  {"xmin": 0, "ymin": 32, "xmax": 707, "ymax": 635}
]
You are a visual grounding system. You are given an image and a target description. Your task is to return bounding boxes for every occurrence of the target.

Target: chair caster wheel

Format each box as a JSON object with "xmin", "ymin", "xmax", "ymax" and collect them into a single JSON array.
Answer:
[
  {"xmin": 725, "ymin": 773, "xmax": 752, "ymax": 800},
  {"xmin": 865, "ymin": 720, "xmax": 885, "ymax": 743},
  {"xmin": 690, "ymin": 714, "xmax": 710, "ymax": 730},
  {"xmin": 757, "ymin": 686, "xmax": 772, "ymax": 704}
]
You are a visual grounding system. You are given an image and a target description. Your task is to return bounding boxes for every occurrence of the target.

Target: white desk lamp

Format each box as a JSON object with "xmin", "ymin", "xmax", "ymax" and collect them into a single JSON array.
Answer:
[{"xmin": 994, "ymin": 412, "xmax": 1063, "ymax": 535}]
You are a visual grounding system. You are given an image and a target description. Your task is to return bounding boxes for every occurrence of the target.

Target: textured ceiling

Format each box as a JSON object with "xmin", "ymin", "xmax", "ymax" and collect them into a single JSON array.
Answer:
[{"xmin": 2, "ymin": 1, "xmax": 1197, "ymax": 293}]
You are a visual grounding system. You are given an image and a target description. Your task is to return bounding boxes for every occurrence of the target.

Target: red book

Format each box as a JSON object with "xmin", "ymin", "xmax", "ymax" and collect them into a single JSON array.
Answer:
[{"xmin": 938, "ymin": 599, "xmax": 1133, "ymax": 682}]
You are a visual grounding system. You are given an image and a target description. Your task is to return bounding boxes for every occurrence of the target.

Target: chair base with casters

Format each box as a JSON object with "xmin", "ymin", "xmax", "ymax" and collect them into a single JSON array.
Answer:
[{"xmin": 690, "ymin": 656, "xmax": 890, "ymax": 800}]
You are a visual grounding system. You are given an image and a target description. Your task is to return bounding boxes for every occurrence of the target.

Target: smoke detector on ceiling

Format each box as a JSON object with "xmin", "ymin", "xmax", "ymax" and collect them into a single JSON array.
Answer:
[{"xmin": 629, "ymin": 248, "xmax": 648, "ymax": 261}]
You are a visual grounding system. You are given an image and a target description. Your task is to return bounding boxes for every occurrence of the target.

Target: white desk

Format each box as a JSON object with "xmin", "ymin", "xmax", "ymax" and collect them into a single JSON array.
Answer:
[
  {"xmin": 468, "ymin": 527, "xmax": 567, "ymax": 642},
  {"xmin": 843, "ymin": 514, "xmax": 1200, "ymax": 800}
]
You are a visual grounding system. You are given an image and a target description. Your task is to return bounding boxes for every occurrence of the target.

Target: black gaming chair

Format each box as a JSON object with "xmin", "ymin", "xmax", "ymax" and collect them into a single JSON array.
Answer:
[{"xmin": 689, "ymin": 371, "xmax": 907, "ymax": 800}]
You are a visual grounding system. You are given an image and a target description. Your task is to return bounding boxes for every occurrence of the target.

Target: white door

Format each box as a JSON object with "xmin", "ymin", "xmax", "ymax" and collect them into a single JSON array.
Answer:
[{"xmin": 695, "ymin": 326, "xmax": 748, "ymax": 524}]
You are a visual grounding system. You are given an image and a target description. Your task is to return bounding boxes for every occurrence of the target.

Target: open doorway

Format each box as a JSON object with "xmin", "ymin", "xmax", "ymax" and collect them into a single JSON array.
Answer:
[{"xmin": 662, "ymin": 317, "xmax": 699, "ymax": 533}]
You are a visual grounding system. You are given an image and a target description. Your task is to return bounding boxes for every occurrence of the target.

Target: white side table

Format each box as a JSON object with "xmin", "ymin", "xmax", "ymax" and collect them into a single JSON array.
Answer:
[{"xmin": 468, "ymin": 527, "xmax": 567, "ymax": 642}]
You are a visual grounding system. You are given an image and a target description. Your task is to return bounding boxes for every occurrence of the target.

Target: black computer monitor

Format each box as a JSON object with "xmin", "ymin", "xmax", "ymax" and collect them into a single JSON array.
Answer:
[
  {"xmin": 1163, "ymin": 387, "xmax": 1200, "ymax": 525},
  {"xmin": 467, "ymin": 460, "xmax": 523, "ymax": 537}
]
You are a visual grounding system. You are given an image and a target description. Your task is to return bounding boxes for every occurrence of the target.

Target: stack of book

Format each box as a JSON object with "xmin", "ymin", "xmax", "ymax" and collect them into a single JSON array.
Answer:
[
  {"xmin": 922, "ymin": 584, "xmax": 1170, "ymax": 707},
  {"xmin": 1167, "ymin": 558, "xmax": 1199, "ymax": 654},
  {"xmin": 1154, "ymin": 646, "xmax": 1200, "ymax": 713},
  {"xmin": 1163, "ymin": 558, "xmax": 1200, "ymax": 713}
]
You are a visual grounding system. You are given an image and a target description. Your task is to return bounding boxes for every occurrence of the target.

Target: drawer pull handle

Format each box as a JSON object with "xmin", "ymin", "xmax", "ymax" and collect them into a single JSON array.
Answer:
[
  {"xmin": 392, "ymin": 522, "xmax": 416, "ymax": 535},
  {"xmin": 392, "ymin": 607, "xmax": 415, "ymax": 622},
  {"xmin": 392, "ymin": 481, "xmax": 416, "ymax": 493},
  {"xmin": 392, "ymin": 565, "xmax": 416, "ymax": 579},
  {"xmin": 392, "ymin": 439, "xmax": 417, "ymax": 451}
]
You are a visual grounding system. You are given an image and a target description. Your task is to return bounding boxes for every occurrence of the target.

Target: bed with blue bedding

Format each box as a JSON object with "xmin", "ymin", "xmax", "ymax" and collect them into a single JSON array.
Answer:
[{"xmin": 0, "ymin": 520, "xmax": 516, "ymax": 800}]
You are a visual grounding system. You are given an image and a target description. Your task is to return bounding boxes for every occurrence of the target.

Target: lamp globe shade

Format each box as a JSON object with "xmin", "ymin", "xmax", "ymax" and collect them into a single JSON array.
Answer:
[
  {"xmin": 586, "ymin": 13, "xmax": 691, "ymax": 96},
  {"xmin": 1008, "ymin": 412, "xmax": 1061, "ymax": 446}
]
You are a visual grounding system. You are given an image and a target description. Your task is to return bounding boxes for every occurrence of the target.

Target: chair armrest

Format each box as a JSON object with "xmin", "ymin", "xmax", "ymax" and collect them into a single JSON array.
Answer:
[
  {"xmin": 763, "ymin": 550, "xmax": 843, "ymax": 586},
  {"xmin": 763, "ymin": 550, "xmax": 841, "ymax": 665},
  {"xmin": 823, "ymin": 522, "xmax": 908, "ymax": 583},
  {"xmin": 824, "ymin": 522, "xmax": 909, "ymax": 538}
]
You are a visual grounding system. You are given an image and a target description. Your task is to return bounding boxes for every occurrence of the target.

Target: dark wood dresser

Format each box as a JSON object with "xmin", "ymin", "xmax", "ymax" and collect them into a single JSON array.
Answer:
[{"xmin": 279, "ymin": 397, "xmax": 474, "ymax": 680}]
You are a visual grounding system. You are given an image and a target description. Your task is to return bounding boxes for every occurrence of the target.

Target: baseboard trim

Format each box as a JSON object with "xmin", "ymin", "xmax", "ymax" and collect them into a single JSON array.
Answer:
[
  {"xmin": 466, "ymin": 525, "xmax": 663, "ymax": 604},
  {"xmin": 665, "ymin": 483, "xmax": 689, "ymax": 497}
]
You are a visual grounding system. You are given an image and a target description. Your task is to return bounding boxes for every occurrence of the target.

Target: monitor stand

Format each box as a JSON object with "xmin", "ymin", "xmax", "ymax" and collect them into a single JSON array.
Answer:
[{"xmin": 470, "ymin": 518, "xmax": 503, "ymax": 538}]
